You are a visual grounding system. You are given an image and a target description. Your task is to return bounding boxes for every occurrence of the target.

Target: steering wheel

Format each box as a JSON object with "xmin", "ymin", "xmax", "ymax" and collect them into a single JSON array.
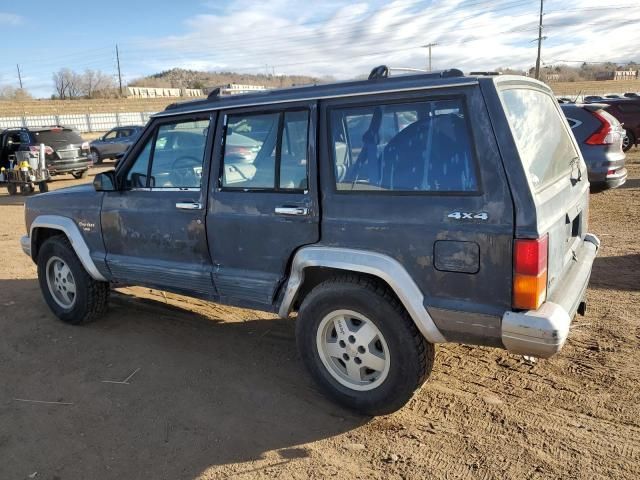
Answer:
[{"xmin": 170, "ymin": 155, "xmax": 202, "ymax": 186}]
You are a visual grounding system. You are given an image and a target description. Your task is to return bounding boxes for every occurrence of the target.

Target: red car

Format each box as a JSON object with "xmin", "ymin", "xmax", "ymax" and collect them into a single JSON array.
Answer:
[{"xmin": 587, "ymin": 98, "xmax": 640, "ymax": 151}]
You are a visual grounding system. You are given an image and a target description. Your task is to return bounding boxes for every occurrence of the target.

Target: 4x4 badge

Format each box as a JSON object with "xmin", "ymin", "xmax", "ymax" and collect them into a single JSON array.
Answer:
[{"xmin": 447, "ymin": 211, "xmax": 489, "ymax": 220}]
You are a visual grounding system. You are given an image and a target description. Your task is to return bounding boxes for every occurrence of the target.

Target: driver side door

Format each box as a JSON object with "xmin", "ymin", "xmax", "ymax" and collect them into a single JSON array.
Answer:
[{"xmin": 100, "ymin": 113, "xmax": 217, "ymax": 298}]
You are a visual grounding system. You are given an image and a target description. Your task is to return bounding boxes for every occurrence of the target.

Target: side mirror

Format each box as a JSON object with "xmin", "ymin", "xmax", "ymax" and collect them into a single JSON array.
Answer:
[
  {"xmin": 93, "ymin": 170, "xmax": 116, "ymax": 192},
  {"xmin": 114, "ymin": 152, "xmax": 125, "ymax": 160}
]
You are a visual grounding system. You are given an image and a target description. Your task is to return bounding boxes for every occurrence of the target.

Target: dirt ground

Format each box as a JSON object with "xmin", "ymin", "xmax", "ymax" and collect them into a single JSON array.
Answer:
[{"xmin": 0, "ymin": 153, "xmax": 638, "ymax": 480}]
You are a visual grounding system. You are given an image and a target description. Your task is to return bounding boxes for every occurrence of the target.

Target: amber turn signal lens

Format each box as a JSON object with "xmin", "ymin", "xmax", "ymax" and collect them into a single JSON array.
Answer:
[{"xmin": 513, "ymin": 271, "xmax": 547, "ymax": 310}]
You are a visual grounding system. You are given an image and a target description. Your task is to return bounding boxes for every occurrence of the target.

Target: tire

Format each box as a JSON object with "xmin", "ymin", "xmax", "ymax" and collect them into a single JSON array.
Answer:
[
  {"xmin": 38, "ymin": 181, "xmax": 49, "ymax": 193},
  {"xmin": 72, "ymin": 170, "xmax": 88, "ymax": 179},
  {"xmin": 37, "ymin": 235, "xmax": 109, "ymax": 324},
  {"xmin": 6, "ymin": 183, "xmax": 17, "ymax": 195},
  {"xmin": 91, "ymin": 148, "xmax": 102, "ymax": 165},
  {"xmin": 20, "ymin": 184, "xmax": 34, "ymax": 195},
  {"xmin": 623, "ymin": 129, "xmax": 635, "ymax": 152},
  {"xmin": 296, "ymin": 275, "xmax": 434, "ymax": 415}
]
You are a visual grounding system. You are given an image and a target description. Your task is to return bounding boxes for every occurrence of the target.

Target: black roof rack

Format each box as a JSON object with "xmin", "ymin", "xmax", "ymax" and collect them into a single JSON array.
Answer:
[
  {"xmin": 469, "ymin": 71, "xmax": 501, "ymax": 76},
  {"xmin": 159, "ymin": 65, "xmax": 472, "ymax": 115},
  {"xmin": 368, "ymin": 65, "xmax": 463, "ymax": 80},
  {"xmin": 207, "ymin": 87, "xmax": 221, "ymax": 99}
]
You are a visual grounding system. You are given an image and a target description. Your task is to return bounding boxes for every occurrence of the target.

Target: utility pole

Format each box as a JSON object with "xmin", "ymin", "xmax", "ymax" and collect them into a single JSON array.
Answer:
[
  {"xmin": 16, "ymin": 64, "xmax": 23, "ymax": 89},
  {"xmin": 116, "ymin": 44, "xmax": 123, "ymax": 96},
  {"xmin": 534, "ymin": 0, "xmax": 544, "ymax": 80},
  {"xmin": 422, "ymin": 43, "xmax": 438, "ymax": 71}
]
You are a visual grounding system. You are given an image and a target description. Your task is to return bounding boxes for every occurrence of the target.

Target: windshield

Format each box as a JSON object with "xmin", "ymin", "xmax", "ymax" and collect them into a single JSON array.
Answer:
[{"xmin": 500, "ymin": 88, "xmax": 580, "ymax": 191}]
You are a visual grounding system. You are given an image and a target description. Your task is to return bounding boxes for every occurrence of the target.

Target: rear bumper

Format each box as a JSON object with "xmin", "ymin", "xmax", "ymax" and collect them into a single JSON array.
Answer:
[
  {"xmin": 591, "ymin": 167, "xmax": 628, "ymax": 190},
  {"xmin": 48, "ymin": 157, "xmax": 91, "ymax": 174},
  {"xmin": 501, "ymin": 233, "xmax": 600, "ymax": 358}
]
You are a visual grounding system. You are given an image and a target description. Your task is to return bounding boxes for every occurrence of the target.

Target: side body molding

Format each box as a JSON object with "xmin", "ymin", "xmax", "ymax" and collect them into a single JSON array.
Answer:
[
  {"xmin": 28, "ymin": 215, "xmax": 107, "ymax": 282},
  {"xmin": 278, "ymin": 247, "xmax": 447, "ymax": 343}
]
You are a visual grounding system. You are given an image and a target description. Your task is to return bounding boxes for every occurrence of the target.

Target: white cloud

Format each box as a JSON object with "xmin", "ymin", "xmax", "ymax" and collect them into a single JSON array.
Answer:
[
  {"xmin": 125, "ymin": 0, "xmax": 639, "ymax": 79},
  {"xmin": 0, "ymin": 12, "xmax": 23, "ymax": 26}
]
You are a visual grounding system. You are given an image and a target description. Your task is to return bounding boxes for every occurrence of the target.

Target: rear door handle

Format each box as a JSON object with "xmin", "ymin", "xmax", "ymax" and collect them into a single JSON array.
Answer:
[
  {"xmin": 275, "ymin": 206, "xmax": 309, "ymax": 216},
  {"xmin": 176, "ymin": 202, "xmax": 202, "ymax": 210}
]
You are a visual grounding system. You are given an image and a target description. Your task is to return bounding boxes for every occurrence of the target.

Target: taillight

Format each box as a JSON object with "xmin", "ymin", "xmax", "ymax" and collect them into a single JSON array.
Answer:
[
  {"xmin": 586, "ymin": 111, "xmax": 614, "ymax": 145},
  {"xmin": 81, "ymin": 141, "xmax": 90, "ymax": 151},
  {"xmin": 513, "ymin": 235, "xmax": 548, "ymax": 310},
  {"xmin": 29, "ymin": 145, "xmax": 54, "ymax": 156}
]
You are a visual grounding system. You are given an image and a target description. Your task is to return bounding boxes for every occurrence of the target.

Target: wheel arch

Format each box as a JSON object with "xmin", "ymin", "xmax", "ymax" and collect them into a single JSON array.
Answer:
[
  {"xmin": 30, "ymin": 215, "xmax": 107, "ymax": 282},
  {"xmin": 278, "ymin": 247, "xmax": 446, "ymax": 343}
]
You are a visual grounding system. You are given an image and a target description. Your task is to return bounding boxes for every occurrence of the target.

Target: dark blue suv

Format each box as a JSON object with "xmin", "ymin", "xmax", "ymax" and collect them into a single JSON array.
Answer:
[{"xmin": 20, "ymin": 69, "xmax": 600, "ymax": 415}]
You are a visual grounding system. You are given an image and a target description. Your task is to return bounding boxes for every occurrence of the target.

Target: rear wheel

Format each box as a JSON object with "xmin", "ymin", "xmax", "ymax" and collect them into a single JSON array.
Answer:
[
  {"xmin": 296, "ymin": 275, "xmax": 434, "ymax": 415},
  {"xmin": 38, "ymin": 181, "xmax": 49, "ymax": 193},
  {"xmin": 623, "ymin": 129, "xmax": 635, "ymax": 152},
  {"xmin": 20, "ymin": 184, "xmax": 34, "ymax": 195},
  {"xmin": 37, "ymin": 236, "xmax": 109, "ymax": 324},
  {"xmin": 72, "ymin": 170, "xmax": 88, "ymax": 179}
]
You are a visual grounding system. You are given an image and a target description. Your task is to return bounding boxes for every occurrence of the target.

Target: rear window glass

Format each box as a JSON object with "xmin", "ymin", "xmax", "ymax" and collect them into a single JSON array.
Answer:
[
  {"xmin": 500, "ymin": 88, "xmax": 579, "ymax": 191},
  {"xmin": 32, "ymin": 129, "xmax": 84, "ymax": 146},
  {"xmin": 330, "ymin": 99, "xmax": 478, "ymax": 192},
  {"xmin": 616, "ymin": 103, "xmax": 640, "ymax": 113}
]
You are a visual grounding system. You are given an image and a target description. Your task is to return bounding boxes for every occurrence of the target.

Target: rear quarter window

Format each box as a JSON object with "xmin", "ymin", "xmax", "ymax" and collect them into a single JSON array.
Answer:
[{"xmin": 500, "ymin": 88, "xmax": 579, "ymax": 191}]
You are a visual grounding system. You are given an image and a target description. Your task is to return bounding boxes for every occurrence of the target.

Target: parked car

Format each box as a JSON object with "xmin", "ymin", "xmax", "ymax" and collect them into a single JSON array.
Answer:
[
  {"xmin": 605, "ymin": 94, "xmax": 622, "ymax": 99},
  {"xmin": 20, "ymin": 69, "xmax": 599, "ymax": 415},
  {"xmin": 584, "ymin": 95, "xmax": 603, "ymax": 102},
  {"xmin": 592, "ymin": 98, "xmax": 640, "ymax": 151},
  {"xmin": 89, "ymin": 126, "xmax": 144, "ymax": 164},
  {"xmin": 0, "ymin": 126, "xmax": 90, "ymax": 179},
  {"xmin": 561, "ymin": 103, "xmax": 627, "ymax": 190},
  {"xmin": 623, "ymin": 92, "xmax": 639, "ymax": 98}
]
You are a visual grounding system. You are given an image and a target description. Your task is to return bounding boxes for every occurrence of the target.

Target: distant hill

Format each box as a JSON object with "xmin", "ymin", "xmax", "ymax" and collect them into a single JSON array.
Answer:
[{"xmin": 129, "ymin": 68, "xmax": 322, "ymax": 90}]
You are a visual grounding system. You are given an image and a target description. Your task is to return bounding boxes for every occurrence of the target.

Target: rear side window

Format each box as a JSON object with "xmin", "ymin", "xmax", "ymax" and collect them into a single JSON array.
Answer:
[
  {"xmin": 329, "ymin": 99, "xmax": 477, "ymax": 192},
  {"xmin": 221, "ymin": 110, "xmax": 309, "ymax": 190},
  {"xmin": 500, "ymin": 88, "xmax": 579, "ymax": 191}
]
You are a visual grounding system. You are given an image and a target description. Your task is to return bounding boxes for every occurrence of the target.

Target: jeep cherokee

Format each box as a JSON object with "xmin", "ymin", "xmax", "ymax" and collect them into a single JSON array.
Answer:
[{"xmin": 20, "ymin": 68, "xmax": 599, "ymax": 415}]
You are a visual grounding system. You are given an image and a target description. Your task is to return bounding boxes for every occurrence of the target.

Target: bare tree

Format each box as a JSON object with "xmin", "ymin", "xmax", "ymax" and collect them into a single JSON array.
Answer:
[
  {"xmin": 81, "ymin": 69, "xmax": 116, "ymax": 98},
  {"xmin": 52, "ymin": 69, "xmax": 70, "ymax": 99},
  {"xmin": 0, "ymin": 85, "xmax": 32, "ymax": 100}
]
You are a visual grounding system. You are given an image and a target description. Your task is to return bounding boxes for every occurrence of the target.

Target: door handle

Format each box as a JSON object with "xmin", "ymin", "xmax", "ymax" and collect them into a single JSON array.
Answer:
[
  {"xmin": 176, "ymin": 202, "xmax": 202, "ymax": 210},
  {"xmin": 275, "ymin": 206, "xmax": 309, "ymax": 216}
]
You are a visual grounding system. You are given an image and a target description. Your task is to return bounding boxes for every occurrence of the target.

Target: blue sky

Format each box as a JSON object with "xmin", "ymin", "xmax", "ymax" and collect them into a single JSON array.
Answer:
[{"xmin": 1, "ymin": 0, "xmax": 639, "ymax": 98}]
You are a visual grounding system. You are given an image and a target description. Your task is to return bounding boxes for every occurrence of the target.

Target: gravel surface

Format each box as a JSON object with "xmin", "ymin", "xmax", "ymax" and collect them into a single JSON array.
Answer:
[{"xmin": 0, "ymin": 153, "xmax": 638, "ymax": 480}]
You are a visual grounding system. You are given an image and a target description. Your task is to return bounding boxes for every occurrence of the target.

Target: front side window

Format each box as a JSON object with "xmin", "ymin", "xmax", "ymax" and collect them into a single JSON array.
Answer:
[
  {"xmin": 221, "ymin": 110, "xmax": 309, "ymax": 190},
  {"xmin": 330, "ymin": 99, "xmax": 477, "ymax": 192},
  {"xmin": 104, "ymin": 130, "xmax": 118, "ymax": 140},
  {"xmin": 125, "ymin": 118, "xmax": 210, "ymax": 189}
]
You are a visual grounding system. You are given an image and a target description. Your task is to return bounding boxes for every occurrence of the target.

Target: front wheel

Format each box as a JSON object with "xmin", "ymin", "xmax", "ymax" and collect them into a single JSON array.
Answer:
[
  {"xmin": 38, "ymin": 181, "xmax": 49, "ymax": 193},
  {"xmin": 37, "ymin": 236, "xmax": 109, "ymax": 324},
  {"xmin": 296, "ymin": 276, "xmax": 434, "ymax": 415},
  {"xmin": 90, "ymin": 148, "xmax": 102, "ymax": 165},
  {"xmin": 6, "ymin": 183, "xmax": 17, "ymax": 195},
  {"xmin": 72, "ymin": 170, "xmax": 88, "ymax": 179}
]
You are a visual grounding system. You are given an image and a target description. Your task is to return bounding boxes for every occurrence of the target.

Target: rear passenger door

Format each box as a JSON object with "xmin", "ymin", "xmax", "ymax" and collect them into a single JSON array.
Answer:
[
  {"xmin": 320, "ymin": 88, "xmax": 515, "ymax": 346},
  {"xmin": 207, "ymin": 102, "xmax": 319, "ymax": 308}
]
